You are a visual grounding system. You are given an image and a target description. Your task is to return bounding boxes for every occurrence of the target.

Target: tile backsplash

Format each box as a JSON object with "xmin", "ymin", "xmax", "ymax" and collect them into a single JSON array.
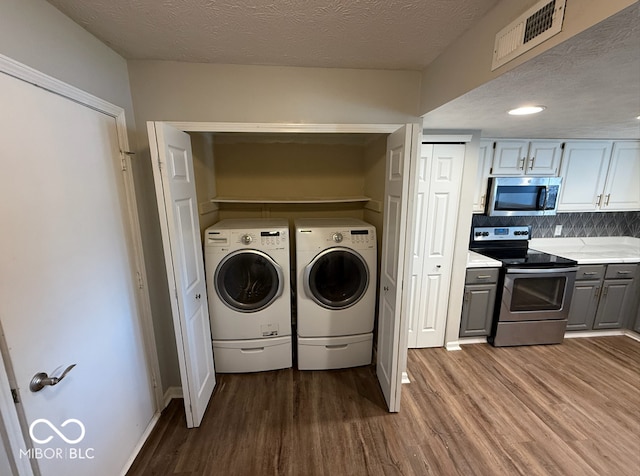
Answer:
[{"xmin": 471, "ymin": 211, "xmax": 640, "ymax": 239}]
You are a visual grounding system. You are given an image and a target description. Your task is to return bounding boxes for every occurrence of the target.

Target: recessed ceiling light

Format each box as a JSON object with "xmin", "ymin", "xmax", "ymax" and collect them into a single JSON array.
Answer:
[{"xmin": 508, "ymin": 106, "xmax": 547, "ymax": 116}]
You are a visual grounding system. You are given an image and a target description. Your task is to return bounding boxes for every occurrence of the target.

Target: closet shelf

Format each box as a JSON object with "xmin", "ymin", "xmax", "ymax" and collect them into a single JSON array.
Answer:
[{"xmin": 211, "ymin": 196, "xmax": 372, "ymax": 204}]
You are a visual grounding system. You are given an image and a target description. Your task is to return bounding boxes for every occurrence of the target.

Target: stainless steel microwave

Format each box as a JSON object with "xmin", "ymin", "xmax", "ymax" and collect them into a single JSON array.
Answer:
[{"xmin": 486, "ymin": 176, "xmax": 562, "ymax": 216}]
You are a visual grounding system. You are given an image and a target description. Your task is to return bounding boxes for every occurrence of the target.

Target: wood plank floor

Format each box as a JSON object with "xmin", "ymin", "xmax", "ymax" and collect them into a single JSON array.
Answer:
[{"xmin": 127, "ymin": 336, "xmax": 640, "ymax": 475}]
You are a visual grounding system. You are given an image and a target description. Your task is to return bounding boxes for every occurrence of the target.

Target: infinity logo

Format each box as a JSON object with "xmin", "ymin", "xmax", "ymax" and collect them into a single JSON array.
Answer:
[{"xmin": 29, "ymin": 419, "xmax": 86, "ymax": 445}]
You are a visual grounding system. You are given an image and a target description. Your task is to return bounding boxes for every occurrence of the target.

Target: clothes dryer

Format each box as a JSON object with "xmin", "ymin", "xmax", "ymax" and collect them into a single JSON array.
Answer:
[
  {"xmin": 294, "ymin": 218, "xmax": 377, "ymax": 370},
  {"xmin": 205, "ymin": 219, "xmax": 292, "ymax": 372}
]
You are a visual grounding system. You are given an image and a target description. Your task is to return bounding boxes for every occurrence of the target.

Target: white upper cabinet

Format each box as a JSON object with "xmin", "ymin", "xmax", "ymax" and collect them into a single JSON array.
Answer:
[
  {"xmin": 602, "ymin": 141, "xmax": 640, "ymax": 211},
  {"xmin": 472, "ymin": 140, "xmax": 494, "ymax": 213},
  {"xmin": 558, "ymin": 141, "xmax": 611, "ymax": 212},
  {"xmin": 492, "ymin": 140, "xmax": 563, "ymax": 176},
  {"xmin": 558, "ymin": 141, "xmax": 640, "ymax": 212}
]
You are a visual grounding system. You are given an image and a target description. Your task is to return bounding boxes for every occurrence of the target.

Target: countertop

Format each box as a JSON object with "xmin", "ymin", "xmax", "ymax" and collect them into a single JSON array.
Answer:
[
  {"xmin": 466, "ymin": 250, "xmax": 502, "ymax": 268},
  {"xmin": 529, "ymin": 236, "xmax": 640, "ymax": 264}
]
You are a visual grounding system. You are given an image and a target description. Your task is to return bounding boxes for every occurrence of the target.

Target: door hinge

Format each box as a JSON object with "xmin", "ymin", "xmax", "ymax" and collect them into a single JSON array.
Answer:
[
  {"xmin": 136, "ymin": 271, "xmax": 145, "ymax": 290},
  {"xmin": 11, "ymin": 388, "xmax": 19, "ymax": 404},
  {"xmin": 120, "ymin": 150, "xmax": 134, "ymax": 172}
]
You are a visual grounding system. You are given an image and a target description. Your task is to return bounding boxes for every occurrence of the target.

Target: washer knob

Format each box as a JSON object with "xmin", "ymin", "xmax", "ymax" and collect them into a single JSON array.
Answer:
[
  {"xmin": 332, "ymin": 232, "xmax": 343, "ymax": 243},
  {"xmin": 241, "ymin": 234, "xmax": 252, "ymax": 245}
]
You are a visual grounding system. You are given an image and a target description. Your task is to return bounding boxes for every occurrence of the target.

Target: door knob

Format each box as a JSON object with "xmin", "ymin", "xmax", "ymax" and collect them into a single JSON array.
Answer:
[{"xmin": 30, "ymin": 364, "xmax": 76, "ymax": 392}]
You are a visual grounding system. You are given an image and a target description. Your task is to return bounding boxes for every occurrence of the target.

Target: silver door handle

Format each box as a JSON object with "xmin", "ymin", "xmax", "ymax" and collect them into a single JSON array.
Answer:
[
  {"xmin": 30, "ymin": 364, "xmax": 76, "ymax": 392},
  {"xmin": 529, "ymin": 157, "xmax": 535, "ymax": 170}
]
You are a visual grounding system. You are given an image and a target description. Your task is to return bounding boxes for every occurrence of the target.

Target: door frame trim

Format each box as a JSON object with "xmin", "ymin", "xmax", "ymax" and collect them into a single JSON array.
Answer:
[
  {"xmin": 154, "ymin": 120, "xmax": 417, "ymax": 415},
  {"xmin": 0, "ymin": 53, "xmax": 163, "ymax": 473}
]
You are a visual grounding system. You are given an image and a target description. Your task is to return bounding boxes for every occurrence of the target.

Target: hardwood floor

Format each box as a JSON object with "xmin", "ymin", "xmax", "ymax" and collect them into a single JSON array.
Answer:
[{"xmin": 127, "ymin": 336, "xmax": 640, "ymax": 475}]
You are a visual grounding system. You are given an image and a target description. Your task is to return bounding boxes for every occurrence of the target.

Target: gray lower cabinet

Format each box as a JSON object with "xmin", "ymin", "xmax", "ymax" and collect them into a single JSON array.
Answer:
[
  {"xmin": 567, "ymin": 265, "xmax": 604, "ymax": 330},
  {"xmin": 460, "ymin": 268, "xmax": 499, "ymax": 337},
  {"xmin": 568, "ymin": 263, "xmax": 637, "ymax": 331}
]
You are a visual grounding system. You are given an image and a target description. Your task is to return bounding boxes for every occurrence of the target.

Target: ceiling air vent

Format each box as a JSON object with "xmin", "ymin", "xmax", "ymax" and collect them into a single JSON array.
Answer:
[{"xmin": 491, "ymin": 0, "xmax": 566, "ymax": 71}]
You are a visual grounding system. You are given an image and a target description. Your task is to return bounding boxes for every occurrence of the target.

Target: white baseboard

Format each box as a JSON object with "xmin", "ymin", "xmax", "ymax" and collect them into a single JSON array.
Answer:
[
  {"xmin": 445, "ymin": 341, "xmax": 462, "ymax": 351},
  {"xmin": 563, "ymin": 329, "xmax": 625, "ymax": 339},
  {"xmin": 118, "ymin": 386, "xmax": 183, "ymax": 475},
  {"xmin": 401, "ymin": 371, "xmax": 410, "ymax": 384},
  {"xmin": 458, "ymin": 337, "xmax": 488, "ymax": 345},
  {"xmin": 163, "ymin": 386, "xmax": 183, "ymax": 409},
  {"xmin": 119, "ymin": 412, "xmax": 160, "ymax": 476},
  {"xmin": 623, "ymin": 329, "xmax": 640, "ymax": 342}
]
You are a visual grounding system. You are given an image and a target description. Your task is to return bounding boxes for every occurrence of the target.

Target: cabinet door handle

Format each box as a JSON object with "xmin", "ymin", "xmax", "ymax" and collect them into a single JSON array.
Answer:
[
  {"xmin": 604, "ymin": 194, "xmax": 611, "ymax": 206},
  {"xmin": 476, "ymin": 275, "xmax": 492, "ymax": 279},
  {"xmin": 602, "ymin": 286, "xmax": 608, "ymax": 297},
  {"xmin": 616, "ymin": 271, "xmax": 631, "ymax": 275},
  {"xmin": 480, "ymin": 194, "xmax": 485, "ymax": 207},
  {"xmin": 529, "ymin": 157, "xmax": 535, "ymax": 170},
  {"xmin": 520, "ymin": 158, "xmax": 526, "ymax": 170},
  {"xmin": 596, "ymin": 194, "xmax": 603, "ymax": 207},
  {"xmin": 582, "ymin": 272, "xmax": 598, "ymax": 276},
  {"xmin": 594, "ymin": 286, "xmax": 601, "ymax": 299}
]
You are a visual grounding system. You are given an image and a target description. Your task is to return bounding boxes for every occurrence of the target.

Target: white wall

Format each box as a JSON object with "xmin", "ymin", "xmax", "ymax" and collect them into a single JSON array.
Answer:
[
  {"xmin": 0, "ymin": 0, "xmax": 137, "ymax": 143},
  {"xmin": 129, "ymin": 60, "xmax": 422, "ymax": 389}
]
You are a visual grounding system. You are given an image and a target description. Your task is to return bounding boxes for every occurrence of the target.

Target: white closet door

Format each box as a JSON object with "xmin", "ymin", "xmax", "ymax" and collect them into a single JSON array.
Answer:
[
  {"xmin": 0, "ymin": 71, "xmax": 153, "ymax": 476},
  {"xmin": 148, "ymin": 122, "xmax": 216, "ymax": 428},
  {"xmin": 376, "ymin": 124, "xmax": 417, "ymax": 412},
  {"xmin": 415, "ymin": 144, "xmax": 464, "ymax": 348}
]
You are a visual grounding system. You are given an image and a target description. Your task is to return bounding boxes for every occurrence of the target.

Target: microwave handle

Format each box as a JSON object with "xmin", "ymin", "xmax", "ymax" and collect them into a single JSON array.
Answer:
[{"xmin": 537, "ymin": 187, "xmax": 548, "ymax": 210}]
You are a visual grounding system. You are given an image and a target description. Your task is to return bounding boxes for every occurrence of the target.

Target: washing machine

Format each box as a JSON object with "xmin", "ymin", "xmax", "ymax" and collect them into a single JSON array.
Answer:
[
  {"xmin": 205, "ymin": 219, "xmax": 292, "ymax": 373},
  {"xmin": 294, "ymin": 218, "xmax": 377, "ymax": 370}
]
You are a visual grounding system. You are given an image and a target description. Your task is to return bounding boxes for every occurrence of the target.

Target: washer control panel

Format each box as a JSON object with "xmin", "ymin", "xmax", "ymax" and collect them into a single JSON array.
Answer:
[{"xmin": 206, "ymin": 228, "xmax": 288, "ymax": 249}]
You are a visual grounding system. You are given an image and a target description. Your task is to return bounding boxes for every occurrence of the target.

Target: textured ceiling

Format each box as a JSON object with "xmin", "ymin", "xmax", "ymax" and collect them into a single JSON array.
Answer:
[
  {"xmin": 423, "ymin": 3, "xmax": 640, "ymax": 139},
  {"xmin": 46, "ymin": 0, "xmax": 639, "ymax": 139},
  {"xmin": 46, "ymin": 0, "xmax": 499, "ymax": 70}
]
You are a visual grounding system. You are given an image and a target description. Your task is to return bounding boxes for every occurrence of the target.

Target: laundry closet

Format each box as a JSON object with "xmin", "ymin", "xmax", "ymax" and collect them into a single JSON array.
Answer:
[
  {"xmin": 191, "ymin": 131, "xmax": 389, "ymax": 371},
  {"xmin": 148, "ymin": 122, "xmax": 417, "ymax": 427}
]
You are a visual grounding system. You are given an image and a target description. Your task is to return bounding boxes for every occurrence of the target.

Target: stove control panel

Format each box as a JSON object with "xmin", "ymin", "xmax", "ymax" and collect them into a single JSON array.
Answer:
[{"xmin": 472, "ymin": 226, "xmax": 531, "ymax": 241}]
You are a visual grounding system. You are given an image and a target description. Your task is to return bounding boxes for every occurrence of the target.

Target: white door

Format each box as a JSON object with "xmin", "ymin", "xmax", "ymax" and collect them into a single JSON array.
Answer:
[
  {"xmin": 414, "ymin": 144, "xmax": 464, "ymax": 348},
  {"xmin": 0, "ymin": 71, "xmax": 154, "ymax": 475},
  {"xmin": 148, "ymin": 122, "xmax": 216, "ymax": 428},
  {"xmin": 376, "ymin": 124, "xmax": 417, "ymax": 412}
]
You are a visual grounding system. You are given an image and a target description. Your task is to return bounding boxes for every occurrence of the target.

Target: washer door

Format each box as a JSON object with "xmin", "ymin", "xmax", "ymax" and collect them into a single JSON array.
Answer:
[
  {"xmin": 304, "ymin": 247, "xmax": 369, "ymax": 310},
  {"xmin": 215, "ymin": 249, "xmax": 284, "ymax": 313}
]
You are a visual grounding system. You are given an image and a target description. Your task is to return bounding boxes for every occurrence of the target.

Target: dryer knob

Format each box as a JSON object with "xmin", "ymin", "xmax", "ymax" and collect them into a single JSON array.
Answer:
[
  {"xmin": 332, "ymin": 232, "xmax": 343, "ymax": 243},
  {"xmin": 241, "ymin": 234, "xmax": 253, "ymax": 245}
]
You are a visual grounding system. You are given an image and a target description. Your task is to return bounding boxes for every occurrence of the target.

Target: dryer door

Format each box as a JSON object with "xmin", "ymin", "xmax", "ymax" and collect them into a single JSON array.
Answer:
[
  {"xmin": 304, "ymin": 247, "xmax": 369, "ymax": 310},
  {"xmin": 215, "ymin": 250, "xmax": 284, "ymax": 312}
]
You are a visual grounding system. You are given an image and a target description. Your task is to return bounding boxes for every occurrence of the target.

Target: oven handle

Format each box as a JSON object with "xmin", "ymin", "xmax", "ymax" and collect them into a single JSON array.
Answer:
[{"xmin": 506, "ymin": 267, "xmax": 577, "ymax": 274}]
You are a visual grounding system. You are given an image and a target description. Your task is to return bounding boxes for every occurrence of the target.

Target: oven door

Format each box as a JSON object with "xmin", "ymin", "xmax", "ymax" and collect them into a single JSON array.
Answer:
[{"xmin": 499, "ymin": 267, "xmax": 577, "ymax": 322}]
